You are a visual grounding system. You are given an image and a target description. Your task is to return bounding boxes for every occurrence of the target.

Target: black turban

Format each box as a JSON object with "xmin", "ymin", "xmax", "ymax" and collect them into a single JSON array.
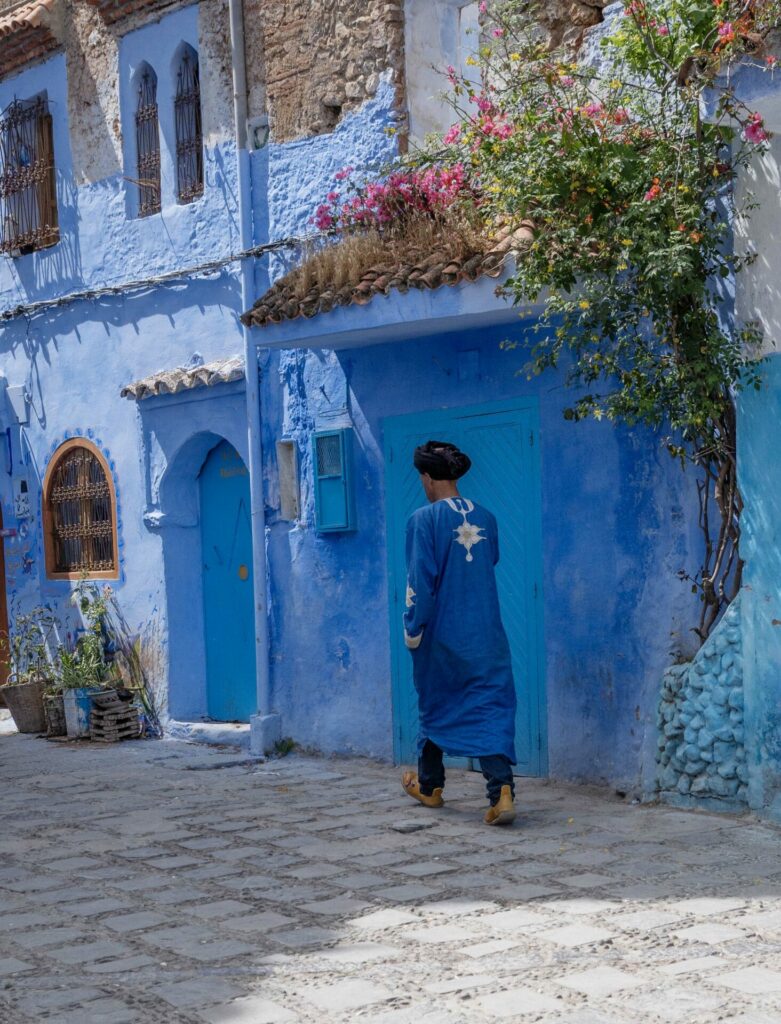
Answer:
[{"xmin": 413, "ymin": 440, "xmax": 472, "ymax": 481}]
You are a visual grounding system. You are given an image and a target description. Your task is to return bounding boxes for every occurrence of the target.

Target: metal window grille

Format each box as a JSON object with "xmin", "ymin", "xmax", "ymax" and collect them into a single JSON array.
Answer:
[
  {"xmin": 316, "ymin": 434, "xmax": 343, "ymax": 477},
  {"xmin": 135, "ymin": 70, "xmax": 161, "ymax": 217},
  {"xmin": 0, "ymin": 97, "xmax": 59, "ymax": 256},
  {"xmin": 175, "ymin": 51, "xmax": 203, "ymax": 204},
  {"xmin": 48, "ymin": 446, "xmax": 116, "ymax": 574}
]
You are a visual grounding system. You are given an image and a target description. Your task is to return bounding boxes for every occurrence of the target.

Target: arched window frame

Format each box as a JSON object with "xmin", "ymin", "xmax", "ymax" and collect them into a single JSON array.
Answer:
[
  {"xmin": 43, "ymin": 439, "xmax": 119, "ymax": 581},
  {"xmin": 173, "ymin": 43, "xmax": 203, "ymax": 204},
  {"xmin": 134, "ymin": 62, "xmax": 161, "ymax": 217}
]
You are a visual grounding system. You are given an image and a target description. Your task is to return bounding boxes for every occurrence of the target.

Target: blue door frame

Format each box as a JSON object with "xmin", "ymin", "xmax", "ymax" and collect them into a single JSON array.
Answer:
[{"xmin": 384, "ymin": 398, "xmax": 548, "ymax": 776}]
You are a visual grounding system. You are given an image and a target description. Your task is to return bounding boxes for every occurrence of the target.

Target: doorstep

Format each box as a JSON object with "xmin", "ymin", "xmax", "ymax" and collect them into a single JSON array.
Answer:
[{"xmin": 166, "ymin": 719, "xmax": 251, "ymax": 750}]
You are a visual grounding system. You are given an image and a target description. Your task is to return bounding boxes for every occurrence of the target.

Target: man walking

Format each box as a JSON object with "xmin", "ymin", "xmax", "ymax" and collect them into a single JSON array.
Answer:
[{"xmin": 401, "ymin": 440, "xmax": 517, "ymax": 826}]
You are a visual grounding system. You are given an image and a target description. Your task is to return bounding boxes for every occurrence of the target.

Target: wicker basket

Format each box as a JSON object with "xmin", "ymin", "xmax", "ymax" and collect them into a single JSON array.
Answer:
[
  {"xmin": 3, "ymin": 678, "xmax": 47, "ymax": 733},
  {"xmin": 44, "ymin": 692, "xmax": 66, "ymax": 737}
]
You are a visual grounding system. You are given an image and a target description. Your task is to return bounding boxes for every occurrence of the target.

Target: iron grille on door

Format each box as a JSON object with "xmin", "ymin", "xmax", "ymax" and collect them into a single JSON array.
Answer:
[
  {"xmin": 175, "ymin": 50, "xmax": 203, "ymax": 203},
  {"xmin": 47, "ymin": 445, "xmax": 116, "ymax": 575},
  {"xmin": 135, "ymin": 69, "xmax": 161, "ymax": 217},
  {"xmin": 0, "ymin": 97, "xmax": 59, "ymax": 256}
]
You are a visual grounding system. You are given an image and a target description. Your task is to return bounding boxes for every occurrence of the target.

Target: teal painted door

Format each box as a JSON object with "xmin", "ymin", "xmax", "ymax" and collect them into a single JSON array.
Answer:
[
  {"xmin": 384, "ymin": 399, "xmax": 546, "ymax": 776},
  {"xmin": 200, "ymin": 441, "xmax": 257, "ymax": 722}
]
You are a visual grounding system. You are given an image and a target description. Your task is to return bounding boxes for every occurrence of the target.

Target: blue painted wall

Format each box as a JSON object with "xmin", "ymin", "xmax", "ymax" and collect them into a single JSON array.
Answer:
[
  {"xmin": 0, "ymin": 13, "xmax": 710, "ymax": 798},
  {"xmin": 260, "ymin": 322, "xmax": 702, "ymax": 791},
  {"xmin": 0, "ymin": 30, "xmax": 403, "ymax": 732},
  {"xmin": 737, "ymin": 353, "xmax": 781, "ymax": 821},
  {"xmin": 0, "ymin": 8, "xmax": 249, "ymax": 720}
]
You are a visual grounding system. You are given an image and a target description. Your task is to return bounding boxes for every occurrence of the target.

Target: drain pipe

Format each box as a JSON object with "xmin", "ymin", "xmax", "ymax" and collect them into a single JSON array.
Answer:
[{"xmin": 228, "ymin": 0, "xmax": 280, "ymax": 755}]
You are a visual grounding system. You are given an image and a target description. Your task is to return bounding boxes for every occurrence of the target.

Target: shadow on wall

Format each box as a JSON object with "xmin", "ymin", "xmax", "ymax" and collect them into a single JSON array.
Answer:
[{"xmin": 10, "ymin": 167, "xmax": 83, "ymax": 302}]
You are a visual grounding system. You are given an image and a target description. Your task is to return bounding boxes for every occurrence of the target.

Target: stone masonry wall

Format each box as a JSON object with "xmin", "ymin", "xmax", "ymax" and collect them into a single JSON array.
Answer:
[
  {"xmin": 657, "ymin": 596, "xmax": 747, "ymax": 809},
  {"xmin": 527, "ymin": 0, "xmax": 611, "ymax": 50},
  {"xmin": 242, "ymin": 0, "xmax": 406, "ymax": 142}
]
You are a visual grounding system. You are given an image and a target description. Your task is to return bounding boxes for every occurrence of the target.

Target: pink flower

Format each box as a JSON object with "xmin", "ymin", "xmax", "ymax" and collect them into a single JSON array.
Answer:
[
  {"xmin": 443, "ymin": 124, "xmax": 462, "ymax": 144},
  {"xmin": 492, "ymin": 27, "xmax": 504, "ymax": 37},
  {"xmin": 582, "ymin": 102, "xmax": 604, "ymax": 119},
  {"xmin": 644, "ymin": 181, "xmax": 662, "ymax": 201},
  {"xmin": 334, "ymin": 165, "xmax": 354, "ymax": 182},
  {"xmin": 560, "ymin": 75, "xmax": 575, "ymax": 87},
  {"xmin": 479, "ymin": 0, "xmax": 487, "ymax": 11},
  {"xmin": 744, "ymin": 112, "xmax": 770, "ymax": 144},
  {"xmin": 766, "ymin": 55, "xmax": 778, "ymax": 67},
  {"xmin": 718, "ymin": 21, "xmax": 735, "ymax": 43},
  {"xmin": 326, "ymin": 191, "xmax": 339, "ymax": 202},
  {"xmin": 312, "ymin": 204, "xmax": 335, "ymax": 230},
  {"xmin": 657, "ymin": 24, "xmax": 670, "ymax": 35}
]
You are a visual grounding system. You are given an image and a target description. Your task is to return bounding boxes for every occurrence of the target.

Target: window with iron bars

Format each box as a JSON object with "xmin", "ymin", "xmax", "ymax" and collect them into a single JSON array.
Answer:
[
  {"xmin": 135, "ymin": 67, "xmax": 161, "ymax": 217},
  {"xmin": 0, "ymin": 96, "xmax": 59, "ymax": 257},
  {"xmin": 175, "ymin": 47, "xmax": 203, "ymax": 204},
  {"xmin": 44, "ymin": 441, "xmax": 118, "ymax": 579}
]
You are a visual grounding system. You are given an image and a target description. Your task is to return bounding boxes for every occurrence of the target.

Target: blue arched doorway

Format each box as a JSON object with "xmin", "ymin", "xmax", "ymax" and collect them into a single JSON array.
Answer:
[{"xmin": 199, "ymin": 440, "xmax": 256, "ymax": 721}]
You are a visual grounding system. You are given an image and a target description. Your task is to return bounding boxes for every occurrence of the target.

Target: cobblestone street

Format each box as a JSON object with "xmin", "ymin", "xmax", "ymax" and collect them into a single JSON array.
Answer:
[{"xmin": 2, "ymin": 730, "xmax": 781, "ymax": 1024}]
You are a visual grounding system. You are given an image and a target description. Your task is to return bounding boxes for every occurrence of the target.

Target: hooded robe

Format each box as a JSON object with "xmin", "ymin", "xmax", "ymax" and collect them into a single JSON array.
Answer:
[{"xmin": 403, "ymin": 496, "xmax": 517, "ymax": 762}]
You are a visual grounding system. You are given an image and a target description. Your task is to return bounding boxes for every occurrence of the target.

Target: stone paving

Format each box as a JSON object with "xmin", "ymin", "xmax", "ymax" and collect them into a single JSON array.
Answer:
[{"xmin": 2, "ymin": 730, "xmax": 781, "ymax": 1024}]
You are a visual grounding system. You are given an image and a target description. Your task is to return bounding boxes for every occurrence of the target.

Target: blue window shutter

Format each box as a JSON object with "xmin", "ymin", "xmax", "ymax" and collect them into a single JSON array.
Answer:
[{"xmin": 313, "ymin": 429, "xmax": 356, "ymax": 532}]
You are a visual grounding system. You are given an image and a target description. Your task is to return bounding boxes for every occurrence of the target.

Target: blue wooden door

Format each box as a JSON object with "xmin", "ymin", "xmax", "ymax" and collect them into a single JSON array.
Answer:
[
  {"xmin": 384, "ymin": 399, "xmax": 546, "ymax": 776},
  {"xmin": 200, "ymin": 441, "xmax": 257, "ymax": 722}
]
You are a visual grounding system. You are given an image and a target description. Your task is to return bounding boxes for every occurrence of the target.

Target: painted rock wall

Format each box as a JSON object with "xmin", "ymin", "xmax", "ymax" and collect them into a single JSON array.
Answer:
[{"xmin": 657, "ymin": 596, "xmax": 747, "ymax": 810}]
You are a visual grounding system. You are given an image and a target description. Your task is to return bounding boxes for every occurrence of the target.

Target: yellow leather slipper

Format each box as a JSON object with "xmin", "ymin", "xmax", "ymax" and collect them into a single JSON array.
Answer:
[
  {"xmin": 402, "ymin": 771, "xmax": 444, "ymax": 808},
  {"xmin": 484, "ymin": 785, "xmax": 516, "ymax": 826}
]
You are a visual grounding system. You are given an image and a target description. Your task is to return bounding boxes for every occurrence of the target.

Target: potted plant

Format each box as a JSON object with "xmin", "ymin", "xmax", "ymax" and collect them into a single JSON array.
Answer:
[
  {"xmin": 43, "ymin": 680, "xmax": 67, "ymax": 738},
  {"xmin": 60, "ymin": 581, "xmax": 113, "ymax": 739},
  {"xmin": 0, "ymin": 607, "xmax": 59, "ymax": 734}
]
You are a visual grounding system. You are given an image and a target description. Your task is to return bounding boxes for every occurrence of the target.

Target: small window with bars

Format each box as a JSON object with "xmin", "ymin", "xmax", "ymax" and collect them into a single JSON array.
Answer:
[
  {"xmin": 175, "ymin": 45, "xmax": 204, "ymax": 204},
  {"xmin": 44, "ymin": 441, "xmax": 119, "ymax": 579},
  {"xmin": 0, "ymin": 95, "xmax": 59, "ymax": 257},
  {"xmin": 135, "ymin": 65, "xmax": 161, "ymax": 217}
]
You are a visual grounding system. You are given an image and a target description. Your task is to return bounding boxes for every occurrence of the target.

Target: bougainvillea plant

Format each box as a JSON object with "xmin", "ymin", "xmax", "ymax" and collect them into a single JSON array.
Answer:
[
  {"xmin": 310, "ymin": 164, "xmax": 472, "ymax": 233},
  {"xmin": 424, "ymin": 0, "xmax": 781, "ymax": 642},
  {"xmin": 308, "ymin": 0, "xmax": 781, "ymax": 641}
]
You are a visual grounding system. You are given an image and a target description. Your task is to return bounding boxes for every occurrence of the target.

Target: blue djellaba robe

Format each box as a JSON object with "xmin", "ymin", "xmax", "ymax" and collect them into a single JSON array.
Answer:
[{"xmin": 403, "ymin": 496, "xmax": 517, "ymax": 762}]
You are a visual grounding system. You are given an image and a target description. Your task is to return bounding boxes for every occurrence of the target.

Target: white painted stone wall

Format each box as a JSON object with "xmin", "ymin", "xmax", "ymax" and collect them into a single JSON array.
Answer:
[
  {"xmin": 735, "ymin": 136, "xmax": 781, "ymax": 358},
  {"xmin": 404, "ymin": 0, "xmax": 480, "ymax": 143}
]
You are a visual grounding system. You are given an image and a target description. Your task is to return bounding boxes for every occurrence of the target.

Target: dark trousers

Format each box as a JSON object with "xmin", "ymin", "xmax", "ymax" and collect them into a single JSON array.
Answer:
[{"xmin": 418, "ymin": 739, "xmax": 515, "ymax": 806}]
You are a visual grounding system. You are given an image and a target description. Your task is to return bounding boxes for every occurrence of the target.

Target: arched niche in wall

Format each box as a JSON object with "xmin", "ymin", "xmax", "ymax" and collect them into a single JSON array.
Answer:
[
  {"xmin": 132, "ymin": 61, "xmax": 161, "ymax": 217},
  {"xmin": 42, "ymin": 439, "xmax": 119, "ymax": 581},
  {"xmin": 171, "ymin": 42, "xmax": 204, "ymax": 205}
]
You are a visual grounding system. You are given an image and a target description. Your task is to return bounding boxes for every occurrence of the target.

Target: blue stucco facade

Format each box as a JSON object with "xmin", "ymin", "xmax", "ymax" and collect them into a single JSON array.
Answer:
[
  {"xmin": 255, "ymin": 310, "xmax": 702, "ymax": 791},
  {"xmin": 5, "ymin": 2, "xmax": 773, "ymax": 807}
]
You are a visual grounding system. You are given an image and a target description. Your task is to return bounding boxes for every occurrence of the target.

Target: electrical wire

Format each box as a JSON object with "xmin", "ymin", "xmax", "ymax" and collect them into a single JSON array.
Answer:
[{"xmin": 0, "ymin": 235, "xmax": 305, "ymax": 325}]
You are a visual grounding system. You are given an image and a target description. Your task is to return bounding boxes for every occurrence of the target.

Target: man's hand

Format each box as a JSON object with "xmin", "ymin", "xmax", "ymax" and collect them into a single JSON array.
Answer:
[{"xmin": 404, "ymin": 629, "xmax": 423, "ymax": 650}]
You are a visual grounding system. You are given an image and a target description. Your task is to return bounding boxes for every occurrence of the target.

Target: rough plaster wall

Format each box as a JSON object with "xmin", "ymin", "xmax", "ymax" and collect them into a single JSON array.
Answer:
[
  {"xmin": 64, "ymin": 1, "xmax": 123, "ymax": 184},
  {"xmin": 198, "ymin": 0, "xmax": 233, "ymax": 145},
  {"xmin": 242, "ymin": 0, "xmax": 405, "ymax": 141},
  {"xmin": 735, "ymin": 138, "xmax": 781, "ymax": 358},
  {"xmin": 60, "ymin": 0, "xmax": 232, "ymax": 185}
]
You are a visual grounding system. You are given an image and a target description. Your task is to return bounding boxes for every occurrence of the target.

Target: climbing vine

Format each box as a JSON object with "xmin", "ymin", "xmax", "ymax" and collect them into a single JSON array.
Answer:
[{"xmin": 422, "ymin": 0, "xmax": 781, "ymax": 641}]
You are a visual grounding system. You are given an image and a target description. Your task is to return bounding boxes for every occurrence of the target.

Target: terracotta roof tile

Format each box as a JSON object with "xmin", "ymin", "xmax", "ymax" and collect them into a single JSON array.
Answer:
[
  {"xmin": 0, "ymin": 0, "xmax": 55, "ymax": 37},
  {"xmin": 120, "ymin": 356, "xmax": 244, "ymax": 401},
  {"xmin": 241, "ymin": 222, "xmax": 534, "ymax": 329}
]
